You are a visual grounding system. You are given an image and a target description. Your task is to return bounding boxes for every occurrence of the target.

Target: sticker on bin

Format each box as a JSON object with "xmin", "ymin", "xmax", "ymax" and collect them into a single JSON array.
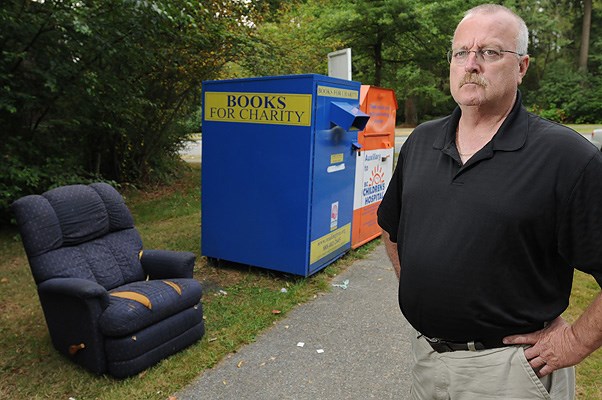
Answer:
[
  {"xmin": 310, "ymin": 224, "xmax": 351, "ymax": 264},
  {"xmin": 317, "ymin": 85, "xmax": 359, "ymax": 100},
  {"xmin": 354, "ymin": 149, "xmax": 391, "ymax": 209},
  {"xmin": 330, "ymin": 202, "xmax": 339, "ymax": 231},
  {"xmin": 330, "ymin": 153, "xmax": 344, "ymax": 164},
  {"xmin": 362, "ymin": 166, "xmax": 386, "ymax": 206},
  {"xmin": 327, "ymin": 163, "xmax": 345, "ymax": 173}
]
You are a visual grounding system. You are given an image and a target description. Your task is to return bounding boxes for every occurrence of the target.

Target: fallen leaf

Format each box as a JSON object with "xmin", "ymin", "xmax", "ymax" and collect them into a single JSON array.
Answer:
[{"xmin": 271, "ymin": 309, "xmax": 281, "ymax": 314}]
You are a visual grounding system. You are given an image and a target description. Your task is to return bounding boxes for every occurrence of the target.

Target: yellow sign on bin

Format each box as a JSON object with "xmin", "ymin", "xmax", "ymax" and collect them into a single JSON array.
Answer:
[
  {"xmin": 310, "ymin": 223, "xmax": 351, "ymax": 264},
  {"xmin": 204, "ymin": 91, "xmax": 312, "ymax": 126}
]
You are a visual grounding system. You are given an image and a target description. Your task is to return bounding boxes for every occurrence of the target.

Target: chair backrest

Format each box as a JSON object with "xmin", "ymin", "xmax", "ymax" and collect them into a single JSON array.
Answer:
[{"xmin": 12, "ymin": 183, "xmax": 145, "ymax": 290}]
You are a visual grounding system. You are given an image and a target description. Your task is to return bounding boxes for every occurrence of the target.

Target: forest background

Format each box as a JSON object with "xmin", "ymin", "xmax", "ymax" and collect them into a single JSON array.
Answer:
[{"xmin": 1, "ymin": 0, "xmax": 600, "ymax": 223}]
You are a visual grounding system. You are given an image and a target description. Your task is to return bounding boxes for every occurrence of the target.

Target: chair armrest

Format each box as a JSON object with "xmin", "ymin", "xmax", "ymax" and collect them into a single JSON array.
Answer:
[
  {"xmin": 140, "ymin": 250, "xmax": 196, "ymax": 279},
  {"xmin": 38, "ymin": 278, "xmax": 110, "ymax": 308},
  {"xmin": 36, "ymin": 277, "xmax": 109, "ymax": 374}
]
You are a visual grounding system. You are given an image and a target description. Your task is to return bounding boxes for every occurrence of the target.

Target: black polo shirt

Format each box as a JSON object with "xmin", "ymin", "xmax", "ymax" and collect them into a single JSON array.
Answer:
[{"xmin": 378, "ymin": 92, "xmax": 602, "ymax": 342}]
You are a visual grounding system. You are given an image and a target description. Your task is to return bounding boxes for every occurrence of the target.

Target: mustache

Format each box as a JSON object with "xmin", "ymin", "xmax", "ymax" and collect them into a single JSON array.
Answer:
[{"xmin": 459, "ymin": 74, "xmax": 488, "ymax": 87}]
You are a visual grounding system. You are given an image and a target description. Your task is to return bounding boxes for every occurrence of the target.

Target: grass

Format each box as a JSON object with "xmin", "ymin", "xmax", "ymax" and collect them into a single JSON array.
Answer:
[
  {"xmin": 566, "ymin": 124, "xmax": 601, "ymax": 135},
  {"xmin": 1, "ymin": 161, "xmax": 601, "ymax": 399},
  {"xmin": 563, "ymin": 271, "xmax": 602, "ymax": 399},
  {"xmin": 0, "ymin": 163, "xmax": 378, "ymax": 400}
]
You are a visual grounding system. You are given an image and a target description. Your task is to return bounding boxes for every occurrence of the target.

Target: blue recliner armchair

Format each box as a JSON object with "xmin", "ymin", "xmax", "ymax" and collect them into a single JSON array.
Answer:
[{"xmin": 11, "ymin": 183, "xmax": 205, "ymax": 378}]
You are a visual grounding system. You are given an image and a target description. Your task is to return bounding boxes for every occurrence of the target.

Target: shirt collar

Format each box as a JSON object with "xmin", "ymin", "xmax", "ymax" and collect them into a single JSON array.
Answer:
[{"xmin": 433, "ymin": 91, "xmax": 528, "ymax": 152}]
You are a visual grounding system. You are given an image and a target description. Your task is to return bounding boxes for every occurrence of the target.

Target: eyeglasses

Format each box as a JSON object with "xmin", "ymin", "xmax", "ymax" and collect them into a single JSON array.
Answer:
[{"xmin": 447, "ymin": 49, "xmax": 525, "ymax": 64}]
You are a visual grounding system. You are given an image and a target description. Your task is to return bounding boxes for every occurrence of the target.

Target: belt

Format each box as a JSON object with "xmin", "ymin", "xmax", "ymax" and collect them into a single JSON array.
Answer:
[{"xmin": 421, "ymin": 335, "xmax": 506, "ymax": 353}]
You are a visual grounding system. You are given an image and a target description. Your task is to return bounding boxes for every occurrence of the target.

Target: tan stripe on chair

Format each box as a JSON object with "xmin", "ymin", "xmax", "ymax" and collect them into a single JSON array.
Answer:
[
  {"xmin": 138, "ymin": 250, "xmax": 144, "ymax": 260},
  {"xmin": 110, "ymin": 291, "xmax": 152, "ymax": 309},
  {"xmin": 163, "ymin": 280, "xmax": 182, "ymax": 295}
]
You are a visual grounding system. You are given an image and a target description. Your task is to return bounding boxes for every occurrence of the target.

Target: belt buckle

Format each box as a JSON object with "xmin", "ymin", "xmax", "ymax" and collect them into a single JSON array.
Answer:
[
  {"xmin": 423, "ymin": 335, "xmax": 453, "ymax": 353},
  {"xmin": 423, "ymin": 335, "xmax": 442, "ymax": 345},
  {"xmin": 422, "ymin": 335, "xmax": 479, "ymax": 352}
]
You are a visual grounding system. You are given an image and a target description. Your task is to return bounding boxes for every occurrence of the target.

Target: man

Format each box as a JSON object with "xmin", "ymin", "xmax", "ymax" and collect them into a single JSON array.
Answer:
[{"xmin": 378, "ymin": 4, "xmax": 602, "ymax": 399}]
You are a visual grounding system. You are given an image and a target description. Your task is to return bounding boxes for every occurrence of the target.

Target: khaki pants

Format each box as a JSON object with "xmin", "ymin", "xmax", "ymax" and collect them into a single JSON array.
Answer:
[{"xmin": 410, "ymin": 331, "xmax": 575, "ymax": 400}]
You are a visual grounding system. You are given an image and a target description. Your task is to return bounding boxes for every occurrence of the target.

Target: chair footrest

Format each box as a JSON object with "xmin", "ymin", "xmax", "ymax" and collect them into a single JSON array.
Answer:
[{"xmin": 105, "ymin": 304, "xmax": 204, "ymax": 362}]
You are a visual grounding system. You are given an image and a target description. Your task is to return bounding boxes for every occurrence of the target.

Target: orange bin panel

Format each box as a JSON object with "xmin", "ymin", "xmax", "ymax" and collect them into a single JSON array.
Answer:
[{"xmin": 352, "ymin": 86, "xmax": 398, "ymax": 249}]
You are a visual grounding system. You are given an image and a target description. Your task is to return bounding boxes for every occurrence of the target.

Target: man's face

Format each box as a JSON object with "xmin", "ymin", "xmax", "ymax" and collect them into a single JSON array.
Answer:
[{"xmin": 449, "ymin": 12, "xmax": 529, "ymax": 110}]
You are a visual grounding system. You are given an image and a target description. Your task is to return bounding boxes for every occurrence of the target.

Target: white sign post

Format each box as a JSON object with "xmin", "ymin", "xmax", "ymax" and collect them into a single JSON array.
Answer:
[{"xmin": 327, "ymin": 48, "xmax": 352, "ymax": 80}]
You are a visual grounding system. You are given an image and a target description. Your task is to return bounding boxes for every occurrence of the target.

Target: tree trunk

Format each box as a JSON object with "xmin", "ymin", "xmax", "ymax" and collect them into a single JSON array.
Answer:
[
  {"xmin": 374, "ymin": 35, "xmax": 383, "ymax": 86},
  {"xmin": 404, "ymin": 97, "xmax": 417, "ymax": 127},
  {"xmin": 578, "ymin": 0, "xmax": 592, "ymax": 73}
]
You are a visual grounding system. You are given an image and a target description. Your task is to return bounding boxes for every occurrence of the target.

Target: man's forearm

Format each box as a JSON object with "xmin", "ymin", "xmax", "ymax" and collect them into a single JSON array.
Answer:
[
  {"xmin": 572, "ymin": 291, "xmax": 602, "ymax": 356},
  {"xmin": 382, "ymin": 230, "xmax": 401, "ymax": 280}
]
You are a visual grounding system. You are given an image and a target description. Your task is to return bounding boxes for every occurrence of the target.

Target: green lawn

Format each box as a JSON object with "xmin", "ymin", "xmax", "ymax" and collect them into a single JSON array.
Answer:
[
  {"xmin": 566, "ymin": 124, "xmax": 601, "ymax": 134},
  {"xmin": 564, "ymin": 271, "xmax": 602, "ymax": 399}
]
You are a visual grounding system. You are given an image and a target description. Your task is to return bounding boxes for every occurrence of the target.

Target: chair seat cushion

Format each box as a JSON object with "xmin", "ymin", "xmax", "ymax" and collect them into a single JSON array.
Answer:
[{"xmin": 100, "ymin": 278, "xmax": 202, "ymax": 336}]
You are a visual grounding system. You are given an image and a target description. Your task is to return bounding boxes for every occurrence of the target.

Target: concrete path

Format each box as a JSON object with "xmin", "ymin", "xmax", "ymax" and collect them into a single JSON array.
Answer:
[{"xmin": 175, "ymin": 244, "xmax": 414, "ymax": 400}]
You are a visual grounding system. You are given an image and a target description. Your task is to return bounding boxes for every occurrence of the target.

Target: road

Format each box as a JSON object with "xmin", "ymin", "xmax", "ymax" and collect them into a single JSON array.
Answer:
[
  {"xmin": 179, "ymin": 130, "xmax": 411, "ymax": 163},
  {"xmin": 180, "ymin": 127, "xmax": 600, "ymax": 163}
]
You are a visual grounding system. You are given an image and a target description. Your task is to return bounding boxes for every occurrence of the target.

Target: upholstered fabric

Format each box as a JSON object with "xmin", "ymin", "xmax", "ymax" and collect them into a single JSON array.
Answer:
[
  {"xmin": 101, "ymin": 279, "xmax": 202, "ymax": 336},
  {"xmin": 27, "ymin": 229, "xmax": 145, "ymax": 288},
  {"xmin": 12, "ymin": 183, "xmax": 205, "ymax": 378}
]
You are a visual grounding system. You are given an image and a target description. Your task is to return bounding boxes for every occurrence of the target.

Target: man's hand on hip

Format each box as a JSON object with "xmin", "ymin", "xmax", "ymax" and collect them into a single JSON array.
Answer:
[{"xmin": 503, "ymin": 316, "xmax": 590, "ymax": 377}]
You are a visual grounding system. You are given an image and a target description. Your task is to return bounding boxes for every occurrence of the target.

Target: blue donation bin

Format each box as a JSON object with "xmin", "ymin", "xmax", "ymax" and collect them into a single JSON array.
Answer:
[{"xmin": 201, "ymin": 74, "xmax": 369, "ymax": 276}]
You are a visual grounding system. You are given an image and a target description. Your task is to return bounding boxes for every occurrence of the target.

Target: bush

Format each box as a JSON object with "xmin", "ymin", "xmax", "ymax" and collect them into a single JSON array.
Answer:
[{"xmin": 525, "ymin": 60, "xmax": 602, "ymax": 124}]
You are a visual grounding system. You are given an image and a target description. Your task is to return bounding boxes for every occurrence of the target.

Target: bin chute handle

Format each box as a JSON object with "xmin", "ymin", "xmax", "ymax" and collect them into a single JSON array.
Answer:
[{"xmin": 330, "ymin": 102, "xmax": 370, "ymax": 131}]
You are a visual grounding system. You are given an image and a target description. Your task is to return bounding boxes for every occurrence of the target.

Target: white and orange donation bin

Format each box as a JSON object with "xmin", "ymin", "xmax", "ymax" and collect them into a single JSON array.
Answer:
[{"xmin": 352, "ymin": 85, "xmax": 398, "ymax": 248}]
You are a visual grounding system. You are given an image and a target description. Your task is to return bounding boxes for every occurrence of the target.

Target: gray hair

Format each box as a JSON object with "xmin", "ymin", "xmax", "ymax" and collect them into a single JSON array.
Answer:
[{"xmin": 455, "ymin": 4, "xmax": 529, "ymax": 55}]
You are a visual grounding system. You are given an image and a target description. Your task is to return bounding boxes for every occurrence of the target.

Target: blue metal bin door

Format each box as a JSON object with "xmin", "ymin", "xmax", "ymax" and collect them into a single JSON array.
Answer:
[{"xmin": 307, "ymin": 83, "xmax": 360, "ymax": 273}]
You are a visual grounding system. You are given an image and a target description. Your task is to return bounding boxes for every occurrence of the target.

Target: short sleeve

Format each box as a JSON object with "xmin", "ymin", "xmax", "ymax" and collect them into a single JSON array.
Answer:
[
  {"xmin": 558, "ymin": 151, "xmax": 602, "ymax": 287},
  {"xmin": 378, "ymin": 154, "xmax": 403, "ymax": 242}
]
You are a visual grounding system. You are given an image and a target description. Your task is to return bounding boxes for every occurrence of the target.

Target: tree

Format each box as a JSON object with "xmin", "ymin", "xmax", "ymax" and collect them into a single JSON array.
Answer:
[
  {"xmin": 516, "ymin": 0, "xmax": 602, "ymax": 123},
  {"xmin": 228, "ymin": 0, "xmax": 339, "ymax": 78},
  {"xmin": 578, "ymin": 0, "xmax": 592, "ymax": 72},
  {"xmin": 0, "ymin": 0, "xmax": 265, "ymax": 223}
]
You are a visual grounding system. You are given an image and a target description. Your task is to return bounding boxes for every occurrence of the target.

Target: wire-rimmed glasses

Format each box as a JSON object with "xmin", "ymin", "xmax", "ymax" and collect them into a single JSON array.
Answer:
[{"xmin": 447, "ymin": 49, "xmax": 525, "ymax": 64}]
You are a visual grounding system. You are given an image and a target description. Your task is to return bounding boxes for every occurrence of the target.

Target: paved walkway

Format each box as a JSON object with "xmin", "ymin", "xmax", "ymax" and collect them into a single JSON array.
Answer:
[{"xmin": 175, "ymin": 244, "xmax": 414, "ymax": 399}]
